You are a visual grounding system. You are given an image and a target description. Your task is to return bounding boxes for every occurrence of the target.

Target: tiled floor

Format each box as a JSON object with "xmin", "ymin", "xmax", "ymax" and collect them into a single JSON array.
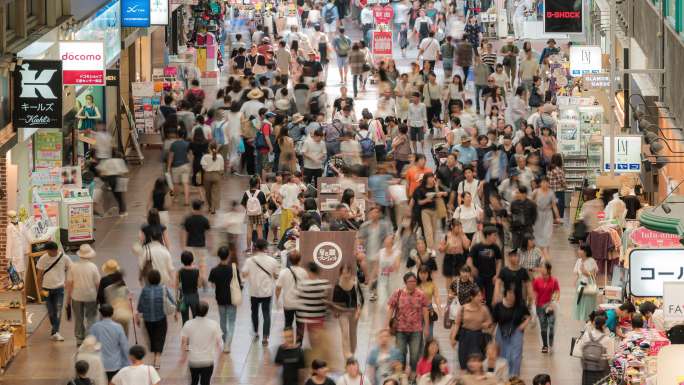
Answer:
[{"xmin": 1, "ymin": 15, "xmax": 584, "ymax": 385}]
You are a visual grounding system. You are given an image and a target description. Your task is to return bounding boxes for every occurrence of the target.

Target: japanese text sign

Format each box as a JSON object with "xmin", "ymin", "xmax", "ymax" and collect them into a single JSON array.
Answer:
[
  {"xmin": 372, "ymin": 30, "xmax": 392, "ymax": 56},
  {"xmin": 372, "ymin": 5, "xmax": 394, "ymax": 24},
  {"xmin": 630, "ymin": 248, "xmax": 684, "ymax": 297},
  {"xmin": 13, "ymin": 60, "xmax": 62, "ymax": 130},
  {"xmin": 663, "ymin": 282, "xmax": 684, "ymax": 321},
  {"xmin": 122, "ymin": 0, "xmax": 151, "ymax": 27},
  {"xmin": 59, "ymin": 41, "xmax": 105, "ymax": 85}
]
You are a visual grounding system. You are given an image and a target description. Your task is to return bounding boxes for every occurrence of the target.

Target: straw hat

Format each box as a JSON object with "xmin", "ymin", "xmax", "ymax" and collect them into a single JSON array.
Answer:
[
  {"xmin": 247, "ymin": 88, "xmax": 264, "ymax": 99},
  {"xmin": 291, "ymin": 113, "xmax": 305, "ymax": 123},
  {"xmin": 76, "ymin": 244, "xmax": 96, "ymax": 259},
  {"xmin": 101, "ymin": 259, "xmax": 120, "ymax": 275}
]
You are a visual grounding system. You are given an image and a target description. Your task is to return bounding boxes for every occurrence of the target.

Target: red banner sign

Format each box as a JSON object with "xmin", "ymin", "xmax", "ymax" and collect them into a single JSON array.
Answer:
[
  {"xmin": 372, "ymin": 5, "xmax": 394, "ymax": 25},
  {"xmin": 372, "ymin": 30, "xmax": 392, "ymax": 56},
  {"xmin": 630, "ymin": 226, "xmax": 681, "ymax": 248}
]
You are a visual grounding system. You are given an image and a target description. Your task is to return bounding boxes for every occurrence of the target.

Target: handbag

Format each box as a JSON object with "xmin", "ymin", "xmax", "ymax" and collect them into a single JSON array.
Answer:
[
  {"xmin": 230, "ymin": 263, "xmax": 243, "ymax": 306},
  {"xmin": 162, "ymin": 286, "xmax": 176, "ymax": 316},
  {"xmin": 443, "ymin": 298, "xmax": 455, "ymax": 329},
  {"xmin": 429, "ymin": 306, "xmax": 439, "ymax": 322},
  {"xmin": 581, "ymin": 274, "xmax": 598, "ymax": 295},
  {"xmin": 389, "ymin": 290, "xmax": 403, "ymax": 335},
  {"xmin": 435, "ymin": 187, "xmax": 447, "ymax": 219},
  {"xmin": 139, "ymin": 244, "xmax": 153, "ymax": 283}
]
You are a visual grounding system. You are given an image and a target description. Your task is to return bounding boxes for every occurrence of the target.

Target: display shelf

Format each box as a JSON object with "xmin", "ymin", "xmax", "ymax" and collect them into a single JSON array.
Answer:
[{"xmin": 0, "ymin": 290, "xmax": 27, "ymax": 350}]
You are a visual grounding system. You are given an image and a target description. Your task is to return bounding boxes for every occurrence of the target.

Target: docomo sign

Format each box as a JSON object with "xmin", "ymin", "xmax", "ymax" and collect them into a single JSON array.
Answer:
[
  {"xmin": 630, "ymin": 227, "xmax": 681, "ymax": 248},
  {"xmin": 59, "ymin": 41, "xmax": 105, "ymax": 85}
]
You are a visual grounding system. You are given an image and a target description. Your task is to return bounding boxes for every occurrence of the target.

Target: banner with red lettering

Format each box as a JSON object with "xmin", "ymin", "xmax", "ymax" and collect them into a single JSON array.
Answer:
[
  {"xmin": 372, "ymin": 5, "xmax": 394, "ymax": 25},
  {"xmin": 372, "ymin": 30, "xmax": 392, "ymax": 56}
]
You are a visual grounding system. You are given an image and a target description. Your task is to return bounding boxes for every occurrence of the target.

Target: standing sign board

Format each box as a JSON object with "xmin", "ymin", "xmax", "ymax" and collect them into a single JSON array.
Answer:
[
  {"xmin": 603, "ymin": 135, "xmax": 642, "ymax": 173},
  {"xmin": 372, "ymin": 4, "xmax": 394, "ymax": 24},
  {"xmin": 13, "ymin": 60, "xmax": 63, "ymax": 131},
  {"xmin": 629, "ymin": 248, "xmax": 684, "ymax": 297},
  {"xmin": 300, "ymin": 231, "xmax": 357, "ymax": 286},
  {"xmin": 372, "ymin": 30, "xmax": 392, "ymax": 56},
  {"xmin": 544, "ymin": 0, "xmax": 583, "ymax": 33},
  {"xmin": 59, "ymin": 42, "xmax": 105, "ymax": 85},
  {"xmin": 122, "ymin": 0, "xmax": 151, "ymax": 27},
  {"xmin": 663, "ymin": 282, "xmax": 684, "ymax": 321}
]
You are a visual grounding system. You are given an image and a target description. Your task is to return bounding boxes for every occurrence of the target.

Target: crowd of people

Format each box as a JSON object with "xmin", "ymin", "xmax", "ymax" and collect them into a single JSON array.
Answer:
[{"xmin": 41, "ymin": 1, "xmax": 608, "ymax": 385}]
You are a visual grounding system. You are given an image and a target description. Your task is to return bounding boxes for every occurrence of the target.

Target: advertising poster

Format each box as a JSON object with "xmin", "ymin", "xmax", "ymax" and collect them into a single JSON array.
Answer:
[
  {"xmin": 61, "ymin": 166, "xmax": 83, "ymax": 187},
  {"xmin": 67, "ymin": 203, "xmax": 94, "ymax": 242},
  {"xmin": 150, "ymin": 0, "xmax": 169, "ymax": 25},
  {"xmin": 33, "ymin": 202, "xmax": 59, "ymax": 227},
  {"xmin": 13, "ymin": 60, "xmax": 63, "ymax": 130},
  {"xmin": 60, "ymin": 41, "xmax": 105, "ymax": 85},
  {"xmin": 579, "ymin": 106, "xmax": 603, "ymax": 135},
  {"xmin": 603, "ymin": 136, "xmax": 642, "ymax": 173},
  {"xmin": 372, "ymin": 30, "xmax": 392, "ymax": 56},
  {"xmin": 544, "ymin": 0, "xmax": 583, "ymax": 33},
  {"xmin": 75, "ymin": 86, "xmax": 105, "ymax": 131},
  {"xmin": 131, "ymin": 82, "xmax": 158, "ymax": 134},
  {"xmin": 34, "ymin": 129, "xmax": 63, "ymax": 169},
  {"xmin": 122, "ymin": 0, "xmax": 151, "ymax": 27},
  {"xmin": 557, "ymin": 119, "xmax": 580, "ymax": 154},
  {"xmin": 569, "ymin": 46, "xmax": 602, "ymax": 76}
]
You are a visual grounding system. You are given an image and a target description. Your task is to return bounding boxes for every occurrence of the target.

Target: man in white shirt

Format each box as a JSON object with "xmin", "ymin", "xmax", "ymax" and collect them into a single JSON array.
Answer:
[
  {"xmin": 180, "ymin": 301, "xmax": 223, "ymax": 384},
  {"xmin": 66, "ymin": 244, "xmax": 100, "ymax": 345},
  {"xmin": 241, "ymin": 239, "xmax": 281, "ymax": 346},
  {"xmin": 275, "ymin": 252, "xmax": 309, "ymax": 341},
  {"xmin": 360, "ymin": 5, "xmax": 374, "ymax": 46},
  {"xmin": 111, "ymin": 345, "xmax": 161, "ymax": 385},
  {"xmin": 301, "ymin": 129, "xmax": 327, "ymax": 186},
  {"xmin": 240, "ymin": 89, "xmax": 266, "ymax": 120},
  {"xmin": 419, "ymin": 31, "xmax": 441, "ymax": 71},
  {"xmin": 36, "ymin": 241, "xmax": 72, "ymax": 341},
  {"xmin": 407, "ymin": 91, "xmax": 428, "ymax": 153}
]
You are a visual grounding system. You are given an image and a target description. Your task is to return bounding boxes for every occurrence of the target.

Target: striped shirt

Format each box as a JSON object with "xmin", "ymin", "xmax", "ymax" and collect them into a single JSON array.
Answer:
[
  {"xmin": 481, "ymin": 52, "xmax": 497, "ymax": 69},
  {"xmin": 295, "ymin": 278, "xmax": 331, "ymax": 323}
]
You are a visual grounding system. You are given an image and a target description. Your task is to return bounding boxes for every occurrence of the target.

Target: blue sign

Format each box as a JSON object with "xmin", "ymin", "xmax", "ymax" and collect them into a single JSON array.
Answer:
[{"xmin": 122, "ymin": 0, "xmax": 150, "ymax": 27}]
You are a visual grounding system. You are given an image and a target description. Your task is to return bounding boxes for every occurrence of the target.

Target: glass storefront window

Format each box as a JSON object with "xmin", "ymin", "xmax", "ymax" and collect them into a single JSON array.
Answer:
[{"xmin": 74, "ymin": 0, "xmax": 121, "ymax": 66}]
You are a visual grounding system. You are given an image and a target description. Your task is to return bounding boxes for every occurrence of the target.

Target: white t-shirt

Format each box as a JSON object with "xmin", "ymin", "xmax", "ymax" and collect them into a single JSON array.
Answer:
[
  {"xmin": 181, "ymin": 316, "xmax": 222, "ymax": 366},
  {"xmin": 301, "ymin": 136, "xmax": 327, "ymax": 170},
  {"xmin": 66, "ymin": 260, "xmax": 100, "ymax": 302},
  {"xmin": 276, "ymin": 265, "xmax": 308, "ymax": 309},
  {"xmin": 457, "ymin": 179, "xmax": 481, "ymax": 206},
  {"xmin": 419, "ymin": 37, "xmax": 441, "ymax": 61},
  {"xmin": 242, "ymin": 253, "xmax": 281, "ymax": 298},
  {"xmin": 453, "ymin": 204, "xmax": 482, "ymax": 234},
  {"xmin": 279, "ymin": 182, "xmax": 302, "ymax": 209},
  {"xmin": 36, "ymin": 252, "xmax": 72, "ymax": 289},
  {"xmin": 336, "ymin": 374, "xmax": 373, "ymax": 385},
  {"xmin": 111, "ymin": 364, "xmax": 161, "ymax": 385}
]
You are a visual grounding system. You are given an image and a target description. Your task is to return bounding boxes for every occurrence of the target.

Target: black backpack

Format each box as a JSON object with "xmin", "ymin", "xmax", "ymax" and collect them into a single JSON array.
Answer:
[
  {"xmin": 324, "ymin": 5, "xmax": 335, "ymax": 24},
  {"xmin": 529, "ymin": 86, "xmax": 542, "ymax": 107},
  {"xmin": 309, "ymin": 95, "xmax": 321, "ymax": 115}
]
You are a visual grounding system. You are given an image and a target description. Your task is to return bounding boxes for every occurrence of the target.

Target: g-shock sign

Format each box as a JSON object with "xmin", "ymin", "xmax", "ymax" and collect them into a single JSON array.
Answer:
[{"xmin": 544, "ymin": 0, "xmax": 584, "ymax": 33}]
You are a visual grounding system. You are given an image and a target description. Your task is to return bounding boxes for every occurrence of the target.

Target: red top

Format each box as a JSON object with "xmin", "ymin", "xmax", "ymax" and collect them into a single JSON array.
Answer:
[
  {"xmin": 416, "ymin": 357, "xmax": 449, "ymax": 377},
  {"xmin": 532, "ymin": 276, "xmax": 560, "ymax": 307},
  {"xmin": 259, "ymin": 123, "xmax": 272, "ymax": 154}
]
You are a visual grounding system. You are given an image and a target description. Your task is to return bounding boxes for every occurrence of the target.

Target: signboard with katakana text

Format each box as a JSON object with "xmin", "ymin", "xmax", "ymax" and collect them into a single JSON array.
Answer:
[
  {"xmin": 13, "ymin": 60, "xmax": 62, "ymax": 130},
  {"xmin": 630, "ymin": 248, "xmax": 684, "ymax": 297}
]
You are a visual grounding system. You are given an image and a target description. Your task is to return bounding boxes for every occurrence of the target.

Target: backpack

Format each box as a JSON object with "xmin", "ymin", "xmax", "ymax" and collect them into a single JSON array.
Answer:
[
  {"xmin": 241, "ymin": 116, "xmax": 257, "ymax": 139},
  {"xmin": 309, "ymin": 95, "xmax": 322, "ymax": 115},
  {"xmin": 539, "ymin": 113, "xmax": 554, "ymax": 130},
  {"xmin": 255, "ymin": 123, "xmax": 274, "ymax": 149},
  {"xmin": 581, "ymin": 332, "xmax": 609, "ymax": 371},
  {"xmin": 324, "ymin": 5, "xmax": 335, "ymax": 24},
  {"xmin": 335, "ymin": 37, "xmax": 351, "ymax": 56},
  {"xmin": 529, "ymin": 86, "xmax": 542, "ymax": 107},
  {"xmin": 357, "ymin": 131, "xmax": 375, "ymax": 157},
  {"xmin": 212, "ymin": 121, "xmax": 226, "ymax": 145},
  {"xmin": 245, "ymin": 190, "xmax": 263, "ymax": 216}
]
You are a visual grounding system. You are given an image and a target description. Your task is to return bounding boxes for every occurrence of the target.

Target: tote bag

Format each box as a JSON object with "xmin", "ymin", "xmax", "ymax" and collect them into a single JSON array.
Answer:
[{"xmin": 230, "ymin": 263, "xmax": 243, "ymax": 306}]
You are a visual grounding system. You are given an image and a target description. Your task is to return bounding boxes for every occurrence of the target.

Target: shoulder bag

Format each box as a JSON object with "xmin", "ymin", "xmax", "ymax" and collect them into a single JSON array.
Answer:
[
  {"xmin": 162, "ymin": 286, "xmax": 176, "ymax": 316},
  {"xmin": 41, "ymin": 252, "xmax": 64, "ymax": 281},
  {"xmin": 388, "ymin": 289, "xmax": 403, "ymax": 335},
  {"xmin": 230, "ymin": 263, "xmax": 243, "ymax": 306},
  {"xmin": 253, "ymin": 258, "xmax": 277, "ymax": 280},
  {"xmin": 435, "ymin": 185, "xmax": 448, "ymax": 219},
  {"xmin": 139, "ymin": 244, "xmax": 153, "ymax": 283}
]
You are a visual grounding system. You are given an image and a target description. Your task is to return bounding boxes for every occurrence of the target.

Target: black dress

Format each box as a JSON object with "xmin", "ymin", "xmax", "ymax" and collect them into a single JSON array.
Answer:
[{"xmin": 189, "ymin": 141, "xmax": 209, "ymax": 186}]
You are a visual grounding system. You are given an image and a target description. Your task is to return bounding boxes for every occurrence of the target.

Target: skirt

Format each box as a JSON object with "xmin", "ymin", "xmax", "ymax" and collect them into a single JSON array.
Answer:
[
  {"xmin": 582, "ymin": 369, "xmax": 608, "ymax": 385},
  {"xmin": 145, "ymin": 318, "xmax": 168, "ymax": 353},
  {"xmin": 457, "ymin": 328, "xmax": 489, "ymax": 369},
  {"xmin": 279, "ymin": 208, "xmax": 295, "ymax": 237},
  {"xmin": 443, "ymin": 253, "xmax": 466, "ymax": 277},
  {"xmin": 248, "ymin": 214, "xmax": 264, "ymax": 226}
]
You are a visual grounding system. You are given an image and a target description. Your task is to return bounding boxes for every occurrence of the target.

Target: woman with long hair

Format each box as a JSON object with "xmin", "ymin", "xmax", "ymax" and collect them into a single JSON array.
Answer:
[
  {"xmin": 276, "ymin": 125, "xmax": 297, "ymax": 173},
  {"xmin": 349, "ymin": 42, "xmax": 366, "ymax": 97},
  {"xmin": 332, "ymin": 264, "xmax": 364, "ymax": 360},
  {"xmin": 491, "ymin": 285, "xmax": 530, "ymax": 376},
  {"xmin": 416, "ymin": 354, "xmax": 452, "ymax": 385},
  {"xmin": 417, "ymin": 265, "xmax": 443, "ymax": 337},
  {"xmin": 189, "ymin": 127, "xmax": 209, "ymax": 190},
  {"xmin": 458, "ymin": 353, "xmax": 499, "ymax": 385},
  {"xmin": 447, "ymin": 74, "xmax": 465, "ymax": 112},
  {"xmin": 200, "ymin": 141, "xmax": 224, "ymax": 214},
  {"xmin": 532, "ymin": 177, "xmax": 560, "ymax": 260},
  {"xmin": 148, "ymin": 177, "xmax": 170, "ymax": 226},
  {"xmin": 573, "ymin": 245, "xmax": 599, "ymax": 322},
  {"xmin": 413, "ymin": 172, "xmax": 447, "ymax": 249},
  {"xmin": 141, "ymin": 208, "xmax": 170, "ymax": 246},
  {"xmin": 485, "ymin": 86, "xmax": 506, "ymax": 116},
  {"xmin": 341, "ymin": 188, "xmax": 364, "ymax": 224},
  {"xmin": 548, "ymin": 153, "xmax": 567, "ymax": 220},
  {"xmin": 452, "ymin": 192, "xmax": 482, "ymax": 241},
  {"xmin": 450, "ymin": 287, "xmax": 493, "ymax": 371},
  {"xmin": 416, "ymin": 338, "xmax": 442, "ymax": 377},
  {"xmin": 439, "ymin": 219, "xmax": 471, "ymax": 290}
]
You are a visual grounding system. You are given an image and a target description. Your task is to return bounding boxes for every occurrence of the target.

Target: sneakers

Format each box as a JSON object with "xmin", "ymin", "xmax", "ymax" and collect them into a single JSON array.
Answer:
[
  {"xmin": 51, "ymin": 333, "xmax": 64, "ymax": 341},
  {"xmin": 262, "ymin": 337, "xmax": 269, "ymax": 347}
]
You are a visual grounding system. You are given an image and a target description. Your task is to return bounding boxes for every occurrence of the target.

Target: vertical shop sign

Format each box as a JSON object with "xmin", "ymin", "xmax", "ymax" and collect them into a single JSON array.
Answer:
[
  {"xmin": 67, "ymin": 203, "xmax": 94, "ymax": 242},
  {"xmin": 372, "ymin": 30, "xmax": 392, "ymax": 56},
  {"xmin": 13, "ymin": 60, "xmax": 63, "ymax": 132},
  {"xmin": 150, "ymin": 0, "xmax": 169, "ymax": 25},
  {"xmin": 569, "ymin": 46, "xmax": 602, "ymax": 76},
  {"xmin": 34, "ymin": 130, "xmax": 63, "ymax": 169},
  {"xmin": 544, "ymin": 0, "xmax": 583, "ymax": 33},
  {"xmin": 603, "ymin": 136, "xmax": 642, "ymax": 172},
  {"xmin": 122, "ymin": 0, "xmax": 151, "ymax": 27},
  {"xmin": 60, "ymin": 41, "xmax": 105, "ymax": 85}
]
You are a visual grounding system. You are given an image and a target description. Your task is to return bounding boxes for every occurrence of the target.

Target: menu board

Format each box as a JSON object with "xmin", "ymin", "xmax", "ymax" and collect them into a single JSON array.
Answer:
[
  {"xmin": 34, "ymin": 129, "xmax": 63, "ymax": 169},
  {"xmin": 67, "ymin": 203, "xmax": 94, "ymax": 242}
]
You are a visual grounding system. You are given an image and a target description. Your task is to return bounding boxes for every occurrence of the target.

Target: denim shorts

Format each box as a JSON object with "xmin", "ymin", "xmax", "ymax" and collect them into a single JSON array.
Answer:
[{"xmin": 336, "ymin": 55, "xmax": 349, "ymax": 68}]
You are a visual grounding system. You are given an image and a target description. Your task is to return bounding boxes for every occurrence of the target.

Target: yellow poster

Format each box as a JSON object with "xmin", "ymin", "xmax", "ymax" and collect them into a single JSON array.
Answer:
[{"xmin": 196, "ymin": 48, "xmax": 207, "ymax": 73}]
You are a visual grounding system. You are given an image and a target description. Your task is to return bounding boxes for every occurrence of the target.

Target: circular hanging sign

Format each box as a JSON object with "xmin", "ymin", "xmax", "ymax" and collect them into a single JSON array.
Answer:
[{"xmin": 312, "ymin": 241, "xmax": 343, "ymax": 270}]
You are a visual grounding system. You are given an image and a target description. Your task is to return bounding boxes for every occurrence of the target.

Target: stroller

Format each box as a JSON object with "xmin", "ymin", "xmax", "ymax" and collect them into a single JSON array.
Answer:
[{"xmin": 430, "ymin": 142, "xmax": 450, "ymax": 167}]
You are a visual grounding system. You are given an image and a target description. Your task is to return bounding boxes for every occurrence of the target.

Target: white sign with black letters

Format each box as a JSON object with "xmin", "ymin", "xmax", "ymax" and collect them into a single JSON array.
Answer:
[{"xmin": 630, "ymin": 248, "xmax": 684, "ymax": 297}]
